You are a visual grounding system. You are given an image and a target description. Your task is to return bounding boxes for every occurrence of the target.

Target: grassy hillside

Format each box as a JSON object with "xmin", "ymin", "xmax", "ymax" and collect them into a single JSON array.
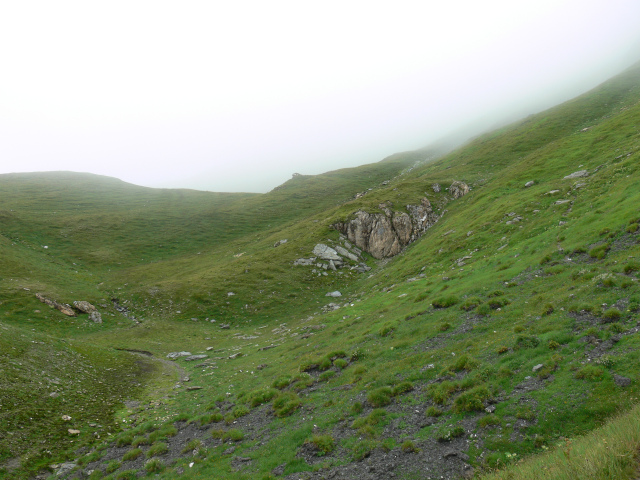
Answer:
[{"xmin": 1, "ymin": 62, "xmax": 640, "ymax": 479}]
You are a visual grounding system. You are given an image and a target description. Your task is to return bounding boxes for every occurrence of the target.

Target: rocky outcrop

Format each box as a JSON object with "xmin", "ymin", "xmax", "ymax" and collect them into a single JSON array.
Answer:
[
  {"xmin": 36, "ymin": 293, "xmax": 76, "ymax": 317},
  {"xmin": 73, "ymin": 300, "xmax": 103, "ymax": 323},
  {"xmin": 448, "ymin": 181, "xmax": 470, "ymax": 199},
  {"xmin": 332, "ymin": 182, "xmax": 469, "ymax": 259}
]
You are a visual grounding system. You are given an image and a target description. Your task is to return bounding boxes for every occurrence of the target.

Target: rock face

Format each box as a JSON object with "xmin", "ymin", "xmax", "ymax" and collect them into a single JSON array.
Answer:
[
  {"xmin": 312, "ymin": 244, "xmax": 341, "ymax": 261},
  {"xmin": 332, "ymin": 182, "xmax": 469, "ymax": 259},
  {"xmin": 35, "ymin": 293, "xmax": 76, "ymax": 317}
]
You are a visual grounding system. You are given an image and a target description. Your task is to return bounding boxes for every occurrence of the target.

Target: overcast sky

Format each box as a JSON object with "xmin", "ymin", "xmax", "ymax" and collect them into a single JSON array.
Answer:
[{"xmin": 1, "ymin": 1, "xmax": 640, "ymax": 192}]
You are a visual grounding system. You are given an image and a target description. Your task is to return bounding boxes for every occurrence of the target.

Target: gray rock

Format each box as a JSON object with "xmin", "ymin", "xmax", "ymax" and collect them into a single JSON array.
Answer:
[
  {"xmin": 485, "ymin": 405, "xmax": 496, "ymax": 413},
  {"xmin": 313, "ymin": 244, "xmax": 341, "ymax": 261},
  {"xmin": 432, "ymin": 183, "xmax": 441, "ymax": 193},
  {"xmin": 532, "ymin": 364, "xmax": 544, "ymax": 372},
  {"xmin": 273, "ymin": 239, "xmax": 288, "ymax": 247},
  {"xmin": 613, "ymin": 374, "xmax": 632, "ymax": 387},
  {"xmin": 56, "ymin": 463, "xmax": 77, "ymax": 477},
  {"xmin": 166, "ymin": 351, "xmax": 192, "ymax": 359},
  {"xmin": 89, "ymin": 311, "xmax": 102, "ymax": 323},
  {"xmin": 326, "ymin": 291, "xmax": 342, "ymax": 297},
  {"xmin": 184, "ymin": 355, "xmax": 208, "ymax": 361},
  {"xmin": 73, "ymin": 301, "xmax": 97, "ymax": 313},
  {"xmin": 293, "ymin": 258, "xmax": 315, "ymax": 266},
  {"xmin": 335, "ymin": 245, "xmax": 359, "ymax": 261},
  {"xmin": 449, "ymin": 181, "xmax": 470, "ymax": 199},
  {"xmin": 525, "ymin": 181, "xmax": 535, "ymax": 187},
  {"xmin": 564, "ymin": 170, "xmax": 589, "ymax": 179}
]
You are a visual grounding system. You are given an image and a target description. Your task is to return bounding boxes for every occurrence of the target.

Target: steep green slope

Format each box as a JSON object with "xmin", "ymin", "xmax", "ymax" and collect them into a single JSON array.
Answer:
[{"xmin": 1, "ymin": 62, "xmax": 640, "ymax": 480}]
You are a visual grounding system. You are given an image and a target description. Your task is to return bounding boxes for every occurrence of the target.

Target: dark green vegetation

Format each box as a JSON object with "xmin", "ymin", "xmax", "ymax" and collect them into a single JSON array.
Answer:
[{"xmin": 1, "ymin": 61, "xmax": 640, "ymax": 479}]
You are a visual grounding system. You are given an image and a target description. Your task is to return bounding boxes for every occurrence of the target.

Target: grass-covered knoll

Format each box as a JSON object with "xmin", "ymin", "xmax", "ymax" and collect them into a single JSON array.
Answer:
[{"xmin": 2, "ymin": 61, "xmax": 640, "ymax": 479}]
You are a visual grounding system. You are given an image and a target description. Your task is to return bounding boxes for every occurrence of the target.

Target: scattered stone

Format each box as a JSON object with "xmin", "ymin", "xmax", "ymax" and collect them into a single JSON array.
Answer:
[
  {"xmin": 256, "ymin": 364, "xmax": 268, "ymax": 370},
  {"xmin": 228, "ymin": 353, "xmax": 243, "ymax": 359},
  {"xmin": 613, "ymin": 374, "xmax": 632, "ymax": 387},
  {"xmin": 546, "ymin": 190, "xmax": 560, "ymax": 195},
  {"xmin": 56, "ymin": 463, "xmax": 77, "ymax": 477},
  {"xmin": 227, "ymin": 292, "xmax": 235, "ymax": 296},
  {"xmin": 293, "ymin": 258, "xmax": 315, "ymax": 266},
  {"xmin": 432, "ymin": 183, "xmax": 441, "ymax": 193},
  {"xmin": 184, "ymin": 355, "xmax": 208, "ymax": 361},
  {"xmin": 485, "ymin": 405, "xmax": 496, "ymax": 414},
  {"xmin": 166, "ymin": 352, "xmax": 192, "ymax": 359},
  {"xmin": 186, "ymin": 386, "xmax": 203, "ymax": 391},
  {"xmin": 326, "ymin": 291, "xmax": 342, "ymax": 297},
  {"xmin": 220, "ymin": 324, "xmax": 230, "ymax": 329},
  {"xmin": 525, "ymin": 181, "xmax": 535, "ymax": 187},
  {"xmin": 532, "ymin": 364, "xmax": 544, "ymax": 373},
  {"xmin": 335, "ymin": 245, "xmax": 359, "ymax": 261},
  {"xmin": 61, "ymin": 415, "xmax": 71, "ymax": 421},
  {"xmin": 272, "ymin": 464, "xmax": 286, "ymax": 476},
  {"xmin": 235, "ymin": 456, "xmax": 251, "ymax": 462},
  {"xmin": 563, "ymin": 170, "xmax": 589, "ymax": 179},
  {"xmin": 67, "ymin": 429, "xmax": 80, "ymax": 435},
  {"xmin": 88, "ymin": 311, "xmax": 102, "ymax": 323},
  {"xmin": 35, "ymin": 293, "xmax": 76, "ymax": 317},
  {"xmin": 223, "ymin": 447, "xmax": 236, "ymax": 455},
  {"xmin": 273, "ymin": 239, "xmax": 288, "ymax": 247},
  {"xmin": 555, "ymin": 199, "xmax": 571, "ymax": 205},
  {"xmin": 322, "ymin": 303, "xmax": 341, "ymax": 312}
]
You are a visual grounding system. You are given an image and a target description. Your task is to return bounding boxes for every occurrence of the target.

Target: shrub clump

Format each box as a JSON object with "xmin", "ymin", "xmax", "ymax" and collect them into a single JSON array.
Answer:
[
  {"xmin": 452, "ymin": 386, "xmax": 491, "ymax": 413},
  {"xmin": 460, "ymin": 296, "xmax": 482, "ymax": 311},
  {"xmin": 401, "ymin": 440, "xmax": 418, "ymax": 453},
  {"xmin": 367, "ymin": 386, "xmax": 393, "ymax": 407},
  {"xmin": 249, "ymin": 388, "xmax": 278, "ymax": 407},
  {"xmin": 146, "ymin": 442, "xmax": 168, "ymax": 458},
  {"xmin": 427, "ymin": 380, "xmax": 459, "ymax": 405},
  {"xmin": 392, "ymin": 381, "xmax": 414, "ymax": 396},
  {"xmin": 273, "ymin": 392, "xmax": 301, "ymax": 417},
  {"xmin": 432, "ymin": 295, "xmax": 460, "ymax": 309},
  {"xmin": 144, "ymin": 458, "xmax": 165, "ymax": 473},
  {"xmin": 122, "ymin": 448, "xmax": 143, "ymax": 461},
  {"xmin": 602, "ymin": 308, "xmax": 622, "ymax": 322},
  {"xmin": 589, "ymin": 244, "xmax": 610, "ymax": 260},
  {"xmin": 514, "ymin": 335, "xmax": 540, "ymax": 350},
  {"xmin": 575, "ymin": 365, "xmax": 605, "ymax": 380},
  {"xmin": 307, "ymin": 435, "xmax": 335, "ymax": 456}
]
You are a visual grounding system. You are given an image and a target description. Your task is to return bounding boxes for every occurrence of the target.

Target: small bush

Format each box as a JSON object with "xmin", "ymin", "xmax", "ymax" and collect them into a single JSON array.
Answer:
[
  {"xmin": 437, "ymin": 426, "xmax": 465, "ymax": 442},
  {"xmin": 602, "ymin": 308, "xmax": 622, "ymax": 322},
  {"xmin": 514, "ymin": 335, "xmax": 540, "ymax": 350},
  {"xmin": 105, "ymin": 460, "xmax": 121, "ymax": 474},
  {"xmin": 291, "ymin": 372, "xmax": 315, "ymax": 391},
  {"xmin": 496, "ymin": 346, "xmax": 509, "ymax": 355},
  {"xmin": 589, "ymin": 244, "xmax": 610, "ymax": 260},
  {"xmin": 624, "ymin": 262, "xmax": 640, "ymax": 274},
  {"xmin": 299, "ymin": 360, "xmax": 319, "ymax": 372},
  {"xmin": 548, "ymin": 340, "xmax": 560, "ymax": 350},
  {"xmin": 515, "ymin": 406, "xmax": 535, "ymax": 421},
  {"xmin": 122, "ymin": 448, "xmax": 143, "ymax": 461},
  {"xmin": 334, "ymin": 358, "xmax": 348, "ymax": 370},
  {"xmin": 181, "ymin": 439, "xmax": 203, "ymax": 454},
  {"xmin": 319, "ymin": 370, "xmax": 336, "ymax": 382},
  {"xmin": 211, "ymin": 429, "xmax": 225, "ymax": 439},
  {"xmin": 249, "ymin": 388, "xmax": 278, "ymax": 407},
  {"xmin": 273, "ymin": 392, "xmax": 301, "ymax": 417},
  {"xmin": 115, "ymin": 433, "xmax": 133, "ymax": 447},
  {"xmin": 427, "ymin": 380, "xmax": 458, "ymax": 404},
  {"xmin": 367, "ymin": 386, "xmax": 393, "ymax": 407},
  {"xmin": 223, "ymin": 429, "xmax": 244, "ymax": 442},
  {"xmin": 439, "ymin": 322, "xmax": 452, "ymax": 331},
  {"xmin": 233, "ymin": 405, "xmax": 250, "ymax": 418},
  {"xmin": 425, "ymin": 406, "xmax": 442, "ymax": 417},
  {"xmin": 460, "ymin": 296, "xmax": 482, "ymax": 311},
  {"xmin": 627, "ymin": 223, "xmax": 639, "ymax": 233},
  {"xmin": 401, "ymin": 440, "xmax": 418, "ymax": 453},
  {"xmin": 608, "ymin": 322, "xmax": 624, "ymax": 333},
  {"xmin": 575, "ymin": 365, "xmax": 605, "ymax": 380},
  {"xmin": 392, "ymin": 381, "xmax": 414, "ymax": 396},
  {"xmin": 378, "ymin": 322, "xmax": 395, "ymax": 337},
  {"xmin": 131, "ymin": 436, "xmax": 148, "ymax": 448},
  {"xmin": 350, "ymin": 348, "xmax": 366, "ymax": 362},
  {"xmin": 432, "ymin": 295, "xmax": 459, "ymax": 308},
  {"xmin": 272, "ymin": 376, "xmax": 292, "ymax": 390},
  {"xmin": 318, "ymin": 357, "xmax": 332, "ymax": 371},
  {"xmin": 308, "ymin": 435, "xmax": 335, "ymax": 456},
  {"xmin": 541, "ymin": 303, "xmax": 554, "ymax": 316},
  {"xmin": 478, "ymin": 414, "xmax": 501, "ymax": 428},
  {"xmin": 351, "ymin": 440, "xmax": 375, "ymax": 460},
  {"xmin": 477, "ymin": 303, "xmax": 492, "ymax": 316},
  {"xmin": 144, "ymin": 458, "xmax": 165, "ymax": 473},
  {"xmin": 146, "ymin": 442, "xmax": 168, "ymax": 458},
  {"xmin": 450, "ymin": 354, "xmax": 479, "ymax": 372},
  {"xmin": 452, "ymin": 386, "xmax": 491, "ymax": 413},
  {"xmin": 351, "ymin": 402, "xmax": 363, "ymax": 415}
]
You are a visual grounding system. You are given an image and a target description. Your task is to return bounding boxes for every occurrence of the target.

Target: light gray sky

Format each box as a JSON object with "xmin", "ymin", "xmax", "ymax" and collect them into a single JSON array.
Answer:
[{"xmin": 1, "ymin": 1, "xmax": 640, "ymax": 192}]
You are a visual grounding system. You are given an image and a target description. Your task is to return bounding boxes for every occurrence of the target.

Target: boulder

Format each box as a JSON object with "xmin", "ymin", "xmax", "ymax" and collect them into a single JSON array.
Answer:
[
  {"xmin": 273, "ymin": 239, "xmax": 288, "ymax": 247},
  {"xmin": 449, "ymin": 181, "xmax": 470, "ymax": 199},
  {"xmin": 184, "ymin": 355, "xmax": 208, "ymax": 361},
  {"xmin": 525, "ymin": 181, "xmax": 535, "ymax": 187},
  {"xmin": 326, "ymin": 291, "xmax": 342, "ymax": 297},
  {"xmin": 432, "ymin": 183, "xmax": 441, "ymax": 193},
  {"xmin": 564, "ymin": 170, "xmax": 589, "ymax": 179},
  {"xmin": 312, "ymin": 244, "xmax": 341, "ymax": 261},
  {"xmin": 73, "ymin": 301, "xmax": 96, "ymax": 313},
  {"xmin": 335, "ymin": 245, "xmax": 359, "ymax": 262}
]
